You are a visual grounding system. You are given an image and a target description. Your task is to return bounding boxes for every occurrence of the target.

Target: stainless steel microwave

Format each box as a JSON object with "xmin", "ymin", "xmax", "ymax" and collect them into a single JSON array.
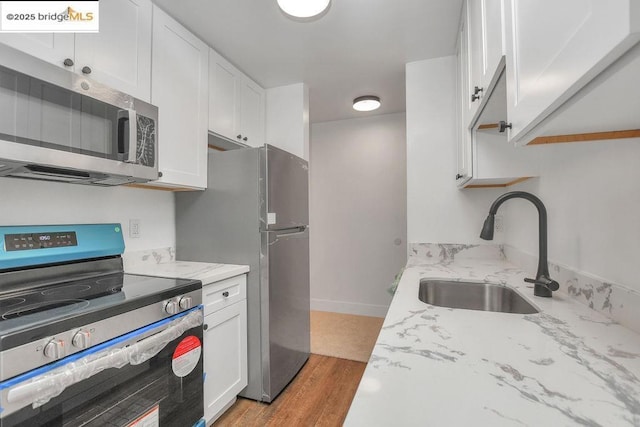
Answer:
[{"xmin": 0, "ymin": 44, "xmax": 158, "ymax": 186}]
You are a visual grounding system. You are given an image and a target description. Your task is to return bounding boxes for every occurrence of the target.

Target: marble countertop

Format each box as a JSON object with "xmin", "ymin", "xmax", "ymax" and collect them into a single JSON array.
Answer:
[
  {"xmin": 126, "ymin": 260, "xmax": 249, "ymax": 286},
  {"xmin": 345, "ymin": 245, "xmax": 640, "ymax": 426}
]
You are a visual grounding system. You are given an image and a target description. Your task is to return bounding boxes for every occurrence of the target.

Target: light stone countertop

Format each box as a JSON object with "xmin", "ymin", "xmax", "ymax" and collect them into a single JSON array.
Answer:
[
  {"xmin": 345, "ymin": 244, "xmax": 640, "ymax": 426},
  {"xmin": 126, "ymin": 261, "xmax": 249, "ymax": 285}
]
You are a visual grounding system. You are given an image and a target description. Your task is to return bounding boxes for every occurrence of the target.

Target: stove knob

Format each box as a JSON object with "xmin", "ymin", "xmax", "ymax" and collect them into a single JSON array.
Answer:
[
  {"xmin": 72, "ymin": 330, "xmax": 92, "ymax": 349},
  {"xmin": 43, "ymin": 339, "xmax": 66, "ymax": 360},
  {"xmin": 179, "ymin": 296, "xmax": 193, "ymax": 310},
  {"xmin": 164, "ymin": 300, "xmax": 179, "ymax": 315}
]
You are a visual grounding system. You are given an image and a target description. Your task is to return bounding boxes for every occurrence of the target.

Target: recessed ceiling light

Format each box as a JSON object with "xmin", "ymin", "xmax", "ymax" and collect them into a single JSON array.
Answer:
[
  {"xmin": 353, "ymin": 96, "xmax": 381, "ymax": 112},
  {"xmin": 277, "ymin": 0, "xmax": 331, "ymax": 19}
]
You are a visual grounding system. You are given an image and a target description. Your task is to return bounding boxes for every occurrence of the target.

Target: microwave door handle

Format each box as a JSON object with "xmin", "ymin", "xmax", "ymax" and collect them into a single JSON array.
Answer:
[{"xmin": 116, "ymin": 109, "xmax": 138, "ymax": 164}]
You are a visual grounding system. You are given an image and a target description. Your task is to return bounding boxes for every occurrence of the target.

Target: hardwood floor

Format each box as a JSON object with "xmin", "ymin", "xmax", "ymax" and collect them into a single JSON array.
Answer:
[{"xmin": 215, "ymin": 355, "xmax": 366, "ymax": 426}]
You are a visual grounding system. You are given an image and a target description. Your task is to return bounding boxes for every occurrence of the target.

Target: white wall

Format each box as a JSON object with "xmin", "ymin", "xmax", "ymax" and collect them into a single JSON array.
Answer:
[
  {"xmin": 266, "ymin": 83, "xmax": 310, "ymax": 160},
  {"xmin": 0, "ymin": 178, "xmax": 175, "ymax": 252},
  {"xmin": 406, "ymin": 57, "xmax": 502, "ymax": 244},
  {"xmin": 503, "ymin": 139, "xmax": 640, "ymax": 291},
  {"xmin": 310, "ymin": 113, "xmax": 407, "ymax": 317}
]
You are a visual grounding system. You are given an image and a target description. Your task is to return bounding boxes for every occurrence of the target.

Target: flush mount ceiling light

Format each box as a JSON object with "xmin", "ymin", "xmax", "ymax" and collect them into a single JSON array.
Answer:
[
  {"xmin": 277, "ymin": 0, "xmax": 331, "ymax": 19},
  {"xmin": 353, "ymin": 96, "xmax": 381, "ymax": 112}
]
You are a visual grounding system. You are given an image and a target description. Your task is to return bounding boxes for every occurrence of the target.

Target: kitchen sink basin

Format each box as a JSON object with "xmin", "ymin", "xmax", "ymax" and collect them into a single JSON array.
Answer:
[{"xmin": 418, "ymin": 279, "xmax": 539, "ymax": 314}]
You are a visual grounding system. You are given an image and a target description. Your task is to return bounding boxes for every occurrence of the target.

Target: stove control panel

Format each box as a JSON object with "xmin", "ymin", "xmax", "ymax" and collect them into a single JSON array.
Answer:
[
  {"xmin": 4, "ymin": 231, "xmax": 78, "ymax": 251},
  {"xmin": 43, "ymin": 339, "xmax": 66, "ymax": 360}
]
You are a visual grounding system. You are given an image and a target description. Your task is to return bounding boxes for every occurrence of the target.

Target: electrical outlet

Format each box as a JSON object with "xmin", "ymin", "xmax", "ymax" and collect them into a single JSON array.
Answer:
[
  {"xmin": 129, "ymin": 219, "xmax": 141, "ymax": 238},
  {"xmin": 494, "ymin": 215, "xmax": 504, "ymax": 233}
]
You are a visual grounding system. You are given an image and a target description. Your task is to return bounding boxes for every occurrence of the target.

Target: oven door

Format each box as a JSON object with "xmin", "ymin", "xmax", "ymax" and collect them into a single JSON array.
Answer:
[{"xmin": 0, "ymin": 307, "xmax": 204, "ymax": 427}]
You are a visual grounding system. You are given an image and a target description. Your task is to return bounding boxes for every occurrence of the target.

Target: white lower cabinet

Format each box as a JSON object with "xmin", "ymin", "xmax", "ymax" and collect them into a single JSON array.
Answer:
[{"xmin": 203, "ymin": 275, "xmax": 247, "ymax": 425}]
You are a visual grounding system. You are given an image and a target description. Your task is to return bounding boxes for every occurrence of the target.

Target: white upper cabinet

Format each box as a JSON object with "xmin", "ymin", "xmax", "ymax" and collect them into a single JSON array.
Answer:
[
  {"xmin": 457, "ymin": 65, "xmax": 539, "ymax": 188},
  {"xmin": 456, "ymin": 0, "xmax": 536, "ymax": 188},
  {"xmin": 74, "ymin": 0, "xmax": 152, "ymax": 101},
  {"xmin": 209, "ymin": 50, "xmax": 240, "ymax": 141},
  {"xmin": 209, "ymin": 49, "xmax": 265, "ymax": 148},
  {"xmin": 239, "ymin": 78, "xmax": 265, "ymax": 147},
  {"xmin": 150, "ymin": 6, "xmax": 208, "ymax": 190},
  {"xmin": 466, "ymin": 0, "xmax": 504, "ymax": 121},
  {"xmin": 0, "ymin": 0, "xmax": 152, "ymax": 102},
  {"xmin": 504, "ymin": 0, "xmax": 640, "ymax": 144},
  {"xmin": 468, "ymin": 70, "xmax": 539, "ymax": 187}
]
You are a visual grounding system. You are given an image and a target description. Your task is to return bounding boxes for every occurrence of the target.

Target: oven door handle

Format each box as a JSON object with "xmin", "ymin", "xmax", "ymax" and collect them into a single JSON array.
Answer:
[{"xmin": 6, "ymin": 309, "xmax": 202, "ymax": 409}]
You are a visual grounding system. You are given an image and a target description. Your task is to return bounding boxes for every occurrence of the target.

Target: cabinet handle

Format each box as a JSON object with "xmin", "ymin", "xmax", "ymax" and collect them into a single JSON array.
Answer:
[
  {"xmin": 243, "ymin": 137, "xmax": 248, "ymax": 142},
  {"xmin": 471, "ymin": 86, "xmax": 483, "ymax": 102},
  {"xmin": 203, "ymin": 324, "xmax": 208, "ymax": 330},
  {"xmin": 158, "ymin": 171, "xmax": 163, "ymax": 178},
  {"xmin": 498, "ymin": 121, "xmax": 512, "ymax": 133},
  {"xmin": 82, "ymin": 66, "xmax": 92, "ymax": 74},
  {"xmin": 222, "ymin": 291, "xmax": 229, "ymax": 297},
  {"xmin": 456, "ymin": 174, "xmax": 464, "ymax": 180},
  {"xmin": 236, "ymin": 134, "xmax": 242, "ymax": 139},
  {"xmin": 63, "ymin": 58, "xmax": 74, "ymax": 67}
]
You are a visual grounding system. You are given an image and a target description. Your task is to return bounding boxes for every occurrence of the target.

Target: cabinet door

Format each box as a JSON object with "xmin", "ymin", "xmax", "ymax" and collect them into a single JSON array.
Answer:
[
  {"xmin": 203, "ymin": 302, "xmax": 248, "ymax": 424},
  {"xmin": 239, "ymin": 77, "xmax": 265, "ymax": 147},
  {"xmin": 467, "ymin": 0, "xmax": 503, "ymax": 117},
  {"xmin": 470, "ymin": 0, "xmax": 503, "ymax": 90},
  {"xmin": 456, "ymin": 10, "xmax": 472, "ymax": 186},
  {"xmin": 0, "ymin": 34, "xmax": 74, "ymax": 68},
  {"xmin": 464, "ymin": 2, "xmax": 481, "ymax": 119},
  {"xmin": 505, "ymin": 0, "xmax": 640, "ymax": 143},
  {"xmin": 151, "ymin": 6, "xmax": 208, "ymax": 189},
  {"xmin": 209, "ymin": 49, "xmax": 241, "ymax": 142},
  {"xmin": 75, "ymin": 0, "xmax": 152, "ymax": 101}
]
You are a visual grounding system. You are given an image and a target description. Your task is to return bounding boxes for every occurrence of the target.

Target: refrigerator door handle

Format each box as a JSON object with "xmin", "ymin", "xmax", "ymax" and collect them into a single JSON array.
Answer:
[{"xmin": 264, "ymin": 225, "xmax": 308, "ymax": 236}]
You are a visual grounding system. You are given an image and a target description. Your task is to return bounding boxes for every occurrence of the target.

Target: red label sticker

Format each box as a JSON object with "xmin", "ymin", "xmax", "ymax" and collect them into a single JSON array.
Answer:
[
  {"xmin": 126, "ymin": 405, "xmax": 159, "ymax": 427},
  {"xmin": 172, "ymin": 336, "xmax": 201, "ymax": 377}
]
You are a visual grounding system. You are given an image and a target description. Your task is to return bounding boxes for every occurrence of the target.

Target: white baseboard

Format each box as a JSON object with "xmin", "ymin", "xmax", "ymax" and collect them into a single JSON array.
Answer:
[{"xmin": 311, "ymin": 298, "xmax": 388, "ymax": 318}]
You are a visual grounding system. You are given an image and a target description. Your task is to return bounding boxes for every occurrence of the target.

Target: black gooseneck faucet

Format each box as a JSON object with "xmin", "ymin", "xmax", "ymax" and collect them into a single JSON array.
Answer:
[{"xmin": 479, "ymin": 191, "xmax": 559, "ymax": 297}]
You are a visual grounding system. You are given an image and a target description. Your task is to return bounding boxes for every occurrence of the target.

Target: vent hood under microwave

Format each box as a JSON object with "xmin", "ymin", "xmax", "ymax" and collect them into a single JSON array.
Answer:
[{"xmin": 0, "ymin": 44, "xmax": 159, "ymax": 186}]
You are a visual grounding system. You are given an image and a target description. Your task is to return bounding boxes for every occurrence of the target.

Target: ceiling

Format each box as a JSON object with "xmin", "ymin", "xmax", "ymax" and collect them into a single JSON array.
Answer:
[{"xmin": 152, "ymin": 0, "xmax": 464, "ymax": 123}]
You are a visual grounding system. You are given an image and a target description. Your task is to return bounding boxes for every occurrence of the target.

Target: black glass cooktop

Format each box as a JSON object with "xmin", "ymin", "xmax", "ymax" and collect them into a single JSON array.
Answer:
[{"xmin": 0, "ymin": 272, "xmax": 124, "ymax": 320}]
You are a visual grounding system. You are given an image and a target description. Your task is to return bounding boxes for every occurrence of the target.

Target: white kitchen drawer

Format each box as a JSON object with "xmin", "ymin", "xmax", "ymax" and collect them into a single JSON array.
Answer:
[{"xmin": 202, "ymin": 274, "xmax": 246, "ymax": 316}]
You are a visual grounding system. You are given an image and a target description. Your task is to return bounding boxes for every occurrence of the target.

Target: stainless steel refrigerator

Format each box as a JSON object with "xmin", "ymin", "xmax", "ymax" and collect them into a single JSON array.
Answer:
[{"xmin": 175, "ymin": 144, "xmax": 310, "ymax": 403}]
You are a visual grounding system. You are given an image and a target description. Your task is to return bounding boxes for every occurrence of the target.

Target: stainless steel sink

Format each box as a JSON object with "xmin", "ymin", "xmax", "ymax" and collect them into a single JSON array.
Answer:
[{"xmin": 418, "ymin": 279, "xmax": 539, "ymax": 314}]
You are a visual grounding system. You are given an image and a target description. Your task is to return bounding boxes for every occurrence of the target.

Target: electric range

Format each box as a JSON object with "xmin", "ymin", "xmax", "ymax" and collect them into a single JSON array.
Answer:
[{"xmin": 0, "ymin": 224, "xmax": 205, "ymax": 427}]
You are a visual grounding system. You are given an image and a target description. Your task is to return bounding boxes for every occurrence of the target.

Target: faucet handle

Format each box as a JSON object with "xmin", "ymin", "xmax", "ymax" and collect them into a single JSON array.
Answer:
[{"xmin": 524, "ymin": 277, "xmax": 560, "ymax": 292}]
